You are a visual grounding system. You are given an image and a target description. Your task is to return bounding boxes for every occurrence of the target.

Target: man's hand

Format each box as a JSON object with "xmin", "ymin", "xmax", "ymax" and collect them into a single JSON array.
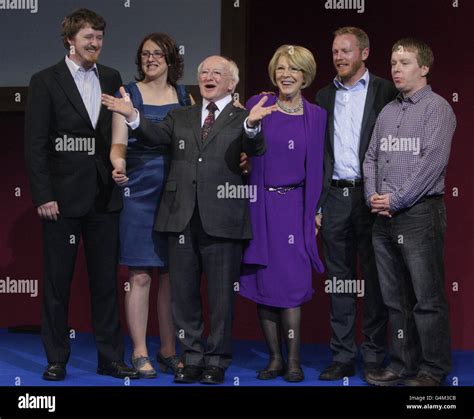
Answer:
[
  {"xmin": 112, "ymin": 160, "xmax": 129, "ymax": 186},
  {"xmin": 101, "ymin": 87, "xmax": 136, "ymax": 122},
  {"xmin": 240, "ymin": 152, "xmax": 251, "ymax": 175},
  {"xmin": 37, "ymin": 201, "xmax": 60, "ymax": 221},
  {"xmin": 370, "ymin": 194, "xmax": 392, "ymax": 217},
  {"xmin": 247, "ymin": 96, "xmax": 278, "ymax": 127},
  {"xmin": 315, "ymin": 213, "xmax": 323, "ymax": 236}
]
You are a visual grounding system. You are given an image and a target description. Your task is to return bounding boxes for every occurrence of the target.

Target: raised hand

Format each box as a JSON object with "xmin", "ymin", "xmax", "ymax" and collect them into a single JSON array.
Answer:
[
  {"xmin": 247, "ymin": 96, "xmax": 278, "ymax": 127},
  {"xmin": 101, "ymin": 87, "xmax": 136, "ymax": 122}
]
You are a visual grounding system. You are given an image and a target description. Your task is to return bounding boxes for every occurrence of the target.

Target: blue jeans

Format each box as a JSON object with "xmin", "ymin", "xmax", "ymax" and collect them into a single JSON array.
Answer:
[{"xmin": 372, "ymin": 196, "xmax": 451, "ymax": 382}]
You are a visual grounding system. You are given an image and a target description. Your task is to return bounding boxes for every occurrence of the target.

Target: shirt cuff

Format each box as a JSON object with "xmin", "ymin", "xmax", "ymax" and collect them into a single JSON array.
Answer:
[
  {"xmin": 389, "ymin": 193, "xmax": 401, "ymax": 212},
  {"xmin": 244, "ymin": 117, "xmax": 261, "ymax": 138},
  {"xmin": 125, "ymin": 109, "xmax": 140, "ymax": 130}
]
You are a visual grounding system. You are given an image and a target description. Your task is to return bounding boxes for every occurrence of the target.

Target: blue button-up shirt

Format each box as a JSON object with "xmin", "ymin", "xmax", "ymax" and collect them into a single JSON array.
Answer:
[{"xmin": 332, "ymin": 69, "xmax": 369, "ymax": 180}]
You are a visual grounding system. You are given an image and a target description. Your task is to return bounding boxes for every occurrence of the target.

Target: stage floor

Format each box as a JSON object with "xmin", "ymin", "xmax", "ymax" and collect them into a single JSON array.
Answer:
[{"xmin": 1, "ymin": 328, "xmax": 473, "ymax": 387}]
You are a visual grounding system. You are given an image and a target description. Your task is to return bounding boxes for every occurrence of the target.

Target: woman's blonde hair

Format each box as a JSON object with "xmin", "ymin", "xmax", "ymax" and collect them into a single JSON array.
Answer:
[{"xmin": 268, "ymin": 45, "xmax": 316, "ymax": 89}]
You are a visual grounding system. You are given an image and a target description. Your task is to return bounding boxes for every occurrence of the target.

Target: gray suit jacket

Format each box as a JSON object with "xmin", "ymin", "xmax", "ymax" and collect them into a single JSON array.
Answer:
[
  {"xmin": 133, "ymin": 100, "xmax": 266, "ymax": 240},
  {"xmin": 315, "ymin": 73, "xmax": 398, "ymax": 209}
]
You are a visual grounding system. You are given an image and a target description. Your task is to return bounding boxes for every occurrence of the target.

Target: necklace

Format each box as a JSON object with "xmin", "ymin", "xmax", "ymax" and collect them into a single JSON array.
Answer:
[{"xmin": 277, "ymin": 98, "xmax": 303, "ymax": 113}]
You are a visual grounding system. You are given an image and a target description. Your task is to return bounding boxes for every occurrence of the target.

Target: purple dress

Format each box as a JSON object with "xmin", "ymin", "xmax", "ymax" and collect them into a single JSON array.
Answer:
[{"xmin": 239, "ymin": 94, "xmax": 326, "ymax": 308}]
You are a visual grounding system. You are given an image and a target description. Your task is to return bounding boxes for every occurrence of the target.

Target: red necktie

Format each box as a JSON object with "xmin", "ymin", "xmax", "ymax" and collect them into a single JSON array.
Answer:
[{"xmin": 201, "ymin": 101, "xmax": 218, "ymax": 142}]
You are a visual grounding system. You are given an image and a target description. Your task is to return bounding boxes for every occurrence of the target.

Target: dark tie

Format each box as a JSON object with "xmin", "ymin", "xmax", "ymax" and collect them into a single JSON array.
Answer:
[{"xmin": 201, "ymin": 101, "xmax": 218, "ymax": 142}]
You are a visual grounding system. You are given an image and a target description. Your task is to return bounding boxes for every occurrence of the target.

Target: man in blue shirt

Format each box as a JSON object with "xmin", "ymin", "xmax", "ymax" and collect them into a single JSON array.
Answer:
[{"xmin": 315, "ymin": 27, "xmax": 398, "ymax": 381}]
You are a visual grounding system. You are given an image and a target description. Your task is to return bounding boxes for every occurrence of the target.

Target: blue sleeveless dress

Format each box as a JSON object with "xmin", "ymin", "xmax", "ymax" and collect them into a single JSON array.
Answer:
[{"xmin": 118, "ymin": 82, "xmax": 190, "ymax": 267}]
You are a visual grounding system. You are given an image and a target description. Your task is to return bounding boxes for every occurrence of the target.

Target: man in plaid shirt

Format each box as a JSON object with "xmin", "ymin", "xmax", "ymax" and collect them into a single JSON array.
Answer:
[{"xmin": 363, "ymin": 38, "xmax": 456, "ymax": 387}]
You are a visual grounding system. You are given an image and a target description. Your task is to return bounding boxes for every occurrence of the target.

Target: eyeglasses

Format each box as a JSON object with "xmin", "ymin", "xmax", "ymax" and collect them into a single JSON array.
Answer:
[
  {"xmin": 198, "ymin": 69, "xmax": 228, "ymax": 79},
  {"xmin": 141, "ymin": 51, "xmax": 165, "ymax": 60},
  {"xmin": 275, "ymin": 66, "xmax": 302, "ymax": 75}
]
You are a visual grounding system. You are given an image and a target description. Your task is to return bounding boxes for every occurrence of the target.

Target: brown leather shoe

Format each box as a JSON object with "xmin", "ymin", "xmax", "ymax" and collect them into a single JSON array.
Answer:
[
  {"xmin": 365, "ymin": 368, "xmax": 404, "ymax": 386},
  {"xmin": 318, "ymin": 362, "xmax": 355, "ymax": 381},
  {"xmin": 405, "ymin": 374, "xmax": 440, "ymax": 387}
]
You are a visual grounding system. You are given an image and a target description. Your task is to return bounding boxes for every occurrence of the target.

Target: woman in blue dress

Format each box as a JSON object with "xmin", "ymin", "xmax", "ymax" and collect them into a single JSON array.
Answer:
[{"xmin": 110, "ymin": 33, "xmax": 192, "ymax": 378}]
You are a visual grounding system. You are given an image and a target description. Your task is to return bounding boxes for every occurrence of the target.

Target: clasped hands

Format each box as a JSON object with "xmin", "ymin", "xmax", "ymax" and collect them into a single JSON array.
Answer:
[{"xmin": 369, "ymin": 193, "xmax": 393, "ymax": 218}]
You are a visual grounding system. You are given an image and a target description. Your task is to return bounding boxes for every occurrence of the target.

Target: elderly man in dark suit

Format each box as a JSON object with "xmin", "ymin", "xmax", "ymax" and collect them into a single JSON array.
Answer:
[
  {"xmin": 315, "ymin": 27, "xmax": 398, "ymax": 381},
  {"xmin": 102, "ymin": 55, "xmax": 272, "ymax": 384},
  {"xmin": 24, "ymin": 8, "xmax": 138, "ymax": 381}
]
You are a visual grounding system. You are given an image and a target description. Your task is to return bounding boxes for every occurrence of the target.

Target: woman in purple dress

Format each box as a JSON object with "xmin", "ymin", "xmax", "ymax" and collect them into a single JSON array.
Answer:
[{"xmin": 240, "ymin": 45, "xmax": 326, "ymax": 382}]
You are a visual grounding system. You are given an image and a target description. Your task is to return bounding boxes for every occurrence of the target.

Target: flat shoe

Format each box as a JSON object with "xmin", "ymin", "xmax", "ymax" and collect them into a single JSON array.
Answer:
[
  {"xmin": 131, "ymin": 356, "xmax": 157, "ymax": 379},
  {"xmin": 257, "ymin": 366, "xmax": 286, "ymax": 380},
  {"xmin": 156, "ymin": 352, "xmax": 182, "ymax": 374},
  {"xmin": 284, "ymin": 366, "xmax": 304, "ymax": 382}
]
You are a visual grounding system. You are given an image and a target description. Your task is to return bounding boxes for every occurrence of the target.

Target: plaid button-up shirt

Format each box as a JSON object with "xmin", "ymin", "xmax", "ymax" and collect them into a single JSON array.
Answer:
[{"xmin": 363, "ymin": 85, "xmax": 456, "ymax": 212}]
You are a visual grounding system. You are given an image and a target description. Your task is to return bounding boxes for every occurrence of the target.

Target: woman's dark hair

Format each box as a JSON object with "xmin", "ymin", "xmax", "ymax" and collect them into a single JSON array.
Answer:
[{"xmin": 135, "ymin": 32, "xmax": 184, "ymax": 85}]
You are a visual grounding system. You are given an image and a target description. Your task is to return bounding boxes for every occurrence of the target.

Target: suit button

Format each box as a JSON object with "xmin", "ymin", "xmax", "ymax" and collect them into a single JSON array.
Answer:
[
  {"xmin": 198, "ymin": 157, "xmax": 203, "ymax": 162},
  {"xmin": 192, "ymin": 180, "xmax": 196, "ymax": 185}
]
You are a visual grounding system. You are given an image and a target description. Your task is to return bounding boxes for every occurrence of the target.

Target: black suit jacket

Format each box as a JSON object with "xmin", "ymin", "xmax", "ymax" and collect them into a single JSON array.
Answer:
[
  {"xmin": 315, "ymin": 73, "xmax": 398, "ymax": 209},
  {"xmin": 133, "ymin": 100, "xmax": 266, "ymax": 240},
  {"xmin": 24, "ymin": 59, "xmax": 123, "ymax": 216}
]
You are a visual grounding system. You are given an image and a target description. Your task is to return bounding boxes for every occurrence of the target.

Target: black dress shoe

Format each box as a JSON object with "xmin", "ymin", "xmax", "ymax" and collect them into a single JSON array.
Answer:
[
  {"xmin": 174, "ymin": 365, "xmax": 204, "ymax": 384},
  {"xmin": 200, "ymin": 366, "xmax": 225, "ymax": 385},
  {"xmin": 365, "ymin": 368, "xmax": 404, "ymax": 386},
  {"xmin": 42, "ymin": 363, "xmax": 66, "ymax": 381},
  {"xmin": 405, "ymin": 374, "xmax": 440, "ymax": 387},
  {"xmin": 97, "ymin": 361, "xmax": 140, "ymax": 379},
  {"xmin": 319, "ymin": 362, "xmax": 355, "ymax": 381},
  {"xmin": 363, "ymin": 362, "xmax": 383, "ymax": 381}
]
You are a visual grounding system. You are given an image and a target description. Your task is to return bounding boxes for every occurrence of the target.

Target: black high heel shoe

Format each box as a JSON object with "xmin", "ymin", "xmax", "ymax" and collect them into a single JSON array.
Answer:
[
  {"xmin": 283, "ymin": 363, "xmax": 304, "ymax": 382},
  {"xmin": 156, "ymin": 352, "xmax": 182, "ymax": 374}
]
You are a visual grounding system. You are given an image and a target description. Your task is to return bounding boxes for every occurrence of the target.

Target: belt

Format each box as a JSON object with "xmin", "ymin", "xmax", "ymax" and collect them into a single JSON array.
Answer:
[
  {"xmin": 265, "ymin": 182, "xmax": 304, "ymax": 195},
  {"xmin": 417, "ymin": 194, "xmax": 444, "ymax": 204},
  {"xmin": 331, "ymin": 179, "xmax": 362, "ymax": 188}
]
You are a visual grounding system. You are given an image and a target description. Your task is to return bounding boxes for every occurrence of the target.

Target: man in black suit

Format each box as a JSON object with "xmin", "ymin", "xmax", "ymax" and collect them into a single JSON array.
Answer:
[
  {"xmin": 102, "ymin": 55, "xmax": 271, "ymax": 384},
  {"xmin": 315, "ymin": 27, "xmax": 398, "ymax": 381},
  {"xmin": 24, "ymin": 9, "xmax": 138, "ymax": 381}
]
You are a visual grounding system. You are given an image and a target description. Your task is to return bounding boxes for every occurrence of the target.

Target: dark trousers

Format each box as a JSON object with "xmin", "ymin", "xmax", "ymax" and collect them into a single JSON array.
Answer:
[
  {"xmin": 168, "ymin": 208, "xmax": 242, "ymax": 369},
  {"xmin": 372, "ymin": 197, "xmax": 451, "ymax": 381},
  {"xmin": 41, "ymin": 207, "xmax": 123, "ymax": 365},
  {"xmin": 321, "ymin": 185, "xmax": 388, "ymax": 364}
]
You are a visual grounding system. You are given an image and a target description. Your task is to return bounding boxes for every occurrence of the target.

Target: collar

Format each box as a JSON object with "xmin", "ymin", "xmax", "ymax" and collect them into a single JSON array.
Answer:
[
  {"xmin": 65, "ymin": 55, "xmax": 98, "ymax": 76},
  {"xmin": 202, "ymin": 94, "xmax": 232, "ymax": 112},
  {"xmin": 333, "ymin": 69, "xmax": 369, "ymax": 90},
  {"xmin": 397, "ymin": 84, "xmax": 432, "ymax": 103}
]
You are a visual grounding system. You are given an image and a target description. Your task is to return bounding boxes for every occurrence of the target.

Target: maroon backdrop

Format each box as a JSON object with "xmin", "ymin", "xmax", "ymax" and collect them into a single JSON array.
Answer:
[{"xmin": 1, "ymin": 0, "xmax": 473, "ymax": 350}]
